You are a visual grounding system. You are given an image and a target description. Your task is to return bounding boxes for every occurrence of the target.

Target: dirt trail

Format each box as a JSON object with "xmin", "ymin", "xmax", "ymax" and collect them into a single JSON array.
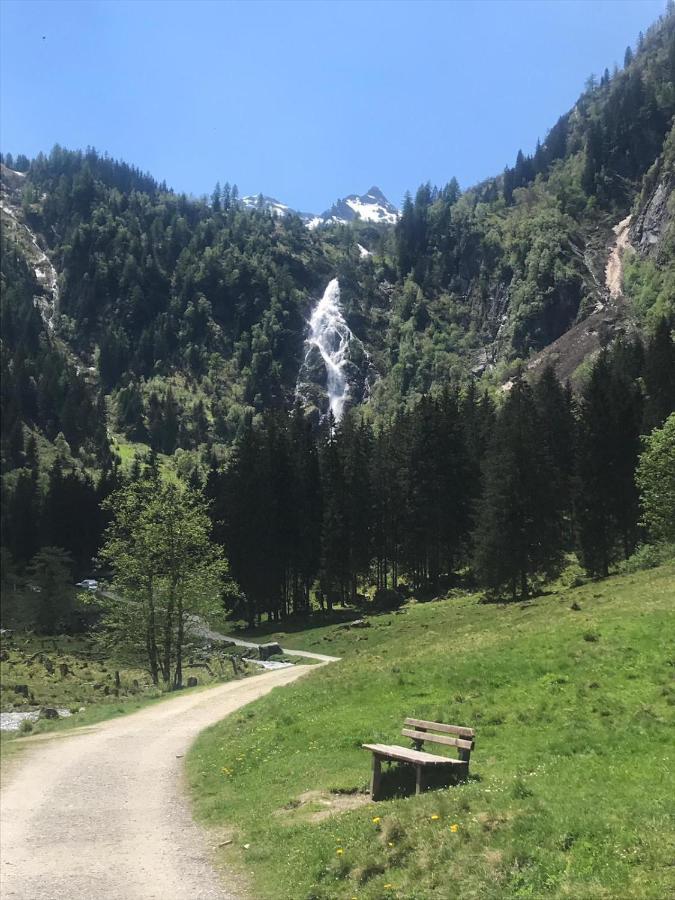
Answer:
[
  {"xmin": 0, "ymin": 666, "xmax": 313, "ymax": 900},
  {"xmin": 605, "ymin": 214, "xmax": 632, "ymax": 300}
]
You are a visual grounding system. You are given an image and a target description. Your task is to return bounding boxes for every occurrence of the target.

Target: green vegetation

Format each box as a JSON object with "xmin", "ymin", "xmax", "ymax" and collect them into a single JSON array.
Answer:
[
  {"xmin": 188, "ymin": 562, "xmax": 675, "ymax": 899},
  {"xmin": 0, "ymin": 621, "xmax": 307, "ymax": 769},
  {"xmin": 98, "ymin": 473, "xmax": 231, "ymax": 688},
  {"xmin": 0, "ymin": 632, "xmax": 246, "ymax": 741},
  {"xmin": 636, "ymin": 412, "xmax": 675, "ymax": 543}
]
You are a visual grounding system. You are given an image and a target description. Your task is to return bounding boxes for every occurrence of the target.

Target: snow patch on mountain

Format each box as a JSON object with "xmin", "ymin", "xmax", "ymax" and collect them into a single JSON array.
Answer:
[
  {"xmin": 241, "ymin": 195, "xmax": 294, "ymax": 216},
  {"xmin": 320, "ymin": 186, "xmax": 399, "ymax": 226},
  {"xmin": 240, "ymin": 186, "xmax": 399, "ymax": 230}
]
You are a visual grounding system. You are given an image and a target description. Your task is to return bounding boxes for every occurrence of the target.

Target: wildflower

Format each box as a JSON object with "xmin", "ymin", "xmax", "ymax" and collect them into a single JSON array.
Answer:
[
  {"xmin": 431, "ymin": 814, "xmax": 440, "ymax": 821},
  {"xmin": 372, "ymin": 816, "xmax": 381, "ymax": 824},
  {"xmin": 450, "ymin": 823, "xmax": 459, "ymax": 833},
  {"xmin": 336, "ymin": 848, "xmax": 344, "ymax": 855},
  {"xmin": 388, "ymin": 842, "xmax": 394, "ymax": 847}
]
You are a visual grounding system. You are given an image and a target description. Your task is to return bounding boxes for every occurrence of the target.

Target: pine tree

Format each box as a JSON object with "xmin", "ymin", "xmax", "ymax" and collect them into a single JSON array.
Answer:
[
  {"xmin": 576, "ymin": 351, "xmax": 642, "ymax": 575},
  {"xmin": 473, "ymin": 381, "xmax": 565, "ymax": 600}
]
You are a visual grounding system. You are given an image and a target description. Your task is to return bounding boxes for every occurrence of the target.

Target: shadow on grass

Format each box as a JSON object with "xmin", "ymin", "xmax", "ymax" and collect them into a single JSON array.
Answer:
[
  {"xmin": 231, "ymin": 609, "xmax": 360, "ymax": 640},
  {"xmin": 375, "ymin": 762, "xmax": 474, "ymax": 801}
]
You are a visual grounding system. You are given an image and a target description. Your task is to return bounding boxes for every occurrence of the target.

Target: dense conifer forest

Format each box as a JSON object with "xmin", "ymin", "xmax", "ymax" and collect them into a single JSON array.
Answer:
[{"xmin": 1, "ymin": 7, "xmax": 674, "ymax": 631}]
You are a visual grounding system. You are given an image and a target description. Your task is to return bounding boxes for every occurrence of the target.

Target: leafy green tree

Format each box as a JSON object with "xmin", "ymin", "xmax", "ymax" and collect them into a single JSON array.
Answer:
[
  {"xmin": 636, "ymin": 413, "xmax": 675, "ymax": 543},
  {"xmin": 98, "ymin": 477, "xmax": 229, "ymax": 687}
]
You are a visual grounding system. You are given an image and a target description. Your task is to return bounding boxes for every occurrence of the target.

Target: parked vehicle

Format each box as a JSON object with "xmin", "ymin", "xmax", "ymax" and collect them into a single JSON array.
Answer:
[{"xmin": 76, "ymin": 579, "xmax": 98, "ymax": 592}]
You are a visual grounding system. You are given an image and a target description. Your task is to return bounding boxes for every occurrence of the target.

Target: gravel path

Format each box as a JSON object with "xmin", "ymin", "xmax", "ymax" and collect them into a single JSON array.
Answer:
[{"xmin": 1, "ymin": 666, "xmax": 313, "ymax": 899}]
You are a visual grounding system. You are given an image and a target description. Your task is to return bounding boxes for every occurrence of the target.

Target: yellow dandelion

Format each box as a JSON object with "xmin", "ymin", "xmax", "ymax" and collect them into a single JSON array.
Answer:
[
  {"xmin": 388, "ymin": 841, "xmax": 394, "ymax": 847},
  {"xmin": 372, "ymin": 816, "xmax": 381, "ymax": 824},
  {"xmin": 431, "ymin": 814, "xmax": 440, "ymax": 821},
  {"xmin": 450, "ymin": 823, "xmax": 459, "ymax": 833},
  {"xmin": 336, "ymin": 848, "xmax": 344, "ymax": 855}
]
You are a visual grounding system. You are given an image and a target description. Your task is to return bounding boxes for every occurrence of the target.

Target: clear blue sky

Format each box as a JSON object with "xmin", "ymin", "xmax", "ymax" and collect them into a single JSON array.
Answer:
[{"xmin": 0, "ymin": 0, "xmax": 666, "ymax": 212}]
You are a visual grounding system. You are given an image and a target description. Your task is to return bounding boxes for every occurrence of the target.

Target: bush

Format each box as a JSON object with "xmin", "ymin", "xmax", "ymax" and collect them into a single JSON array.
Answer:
[
  {"xmin": 372, "ymin": 588, "xmax": 405, "ymax": 611},
  {"xmin": 619, "ymin": 542, "xmax": 675, "ymax": 573}
]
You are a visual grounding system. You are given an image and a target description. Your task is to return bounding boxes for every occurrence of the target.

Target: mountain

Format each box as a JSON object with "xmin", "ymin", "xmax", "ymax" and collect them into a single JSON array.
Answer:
[
  {"xmin": 241, "ymin": 194, "xmax": 297, "ymax": 217},
  {"xmin": 310, "ymin": 186, "xmax": 400, "ymax": 228},
  {"xmin": 0, "ymin": 8, "xmax": 673, "ymax": 465},
  {"xmin": 241, "ymin": 186, "xmax": 399, "ymax": 229}
]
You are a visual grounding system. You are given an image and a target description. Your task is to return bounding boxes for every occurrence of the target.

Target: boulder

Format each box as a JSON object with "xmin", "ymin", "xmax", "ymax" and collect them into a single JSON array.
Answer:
[
  {"xmin": 338, "ymin": 619, "xmax": 371, "ymax": 630},
  {"xmin": 187, "ymin": 676, "xmax": 199, "ymax": 688},
  {"xmin": 40, "ymin": 707, "xmax": 59, "ymax": 719},
  {"xmin": 258, "ymin": 642, "xmax": 283, "ymax": 660}
]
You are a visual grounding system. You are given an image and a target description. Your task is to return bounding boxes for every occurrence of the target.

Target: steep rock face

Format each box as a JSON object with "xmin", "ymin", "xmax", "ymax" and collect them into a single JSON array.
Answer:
[
  {"xmin": 630, "ymin": 124, "xmax": 675, "ymax": 260},
  {"xmin": 630, "ymin": 175, "xmax": 673, "ymax": 258},
  {"xmin": 1, "ymin": 164, "xmax": 60, "ymax": 332}
]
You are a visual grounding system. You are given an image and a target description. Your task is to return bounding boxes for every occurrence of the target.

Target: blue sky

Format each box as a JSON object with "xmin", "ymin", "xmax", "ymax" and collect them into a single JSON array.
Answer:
[{"xmin": 0, "ymin": 0, "xmax": 666, "ymax": 212}]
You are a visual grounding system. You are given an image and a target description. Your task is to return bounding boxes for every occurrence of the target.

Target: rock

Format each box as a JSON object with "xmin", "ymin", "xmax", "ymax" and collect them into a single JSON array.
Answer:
[
  {"xmin": 630, "ymin": 176, "xmax": 672, "ymax": 257},
  {"xmin": 40, "ymin": 707, "xmax": 59, "ymax": 719},
  {"xmin": 14, "ymin": 684, "xmax": 29, "ymax": 697},
  {"xmin": 338, "ymin": 619, "xmax": 370, "ymax": 630},
  {"xmin": 258, "ymin": 642, "xmax": 283, "ymax": 660},
  {"xmin": 570, "ymin": 601, "xmax": 582, "ymax": 611},
  {"xmin": 93, "ymin": 682, "xmax": 104, "ymax": 690},
  {"xmin": 187, "ymin": 676, "xmax": 199, "ymax": 688}
]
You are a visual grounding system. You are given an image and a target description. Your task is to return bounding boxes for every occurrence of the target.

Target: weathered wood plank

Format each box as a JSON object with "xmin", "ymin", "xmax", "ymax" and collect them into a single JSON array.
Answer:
[
  {"xmin": 362, "ymin": 743, "xmax": 462, "ymax": 766},
  {"xmin": 404, "ymin": 717, "xmax": 475, "ymax": 738},
  {"xmin": 370, "ymin": 754, "xmax": 382, "ymax": 800},
  {"xmin": 401, "ymin": 728, "xmax": 474, "ymax": 751},
  {"xmin": 415, "ymin": 764, "xmax": 424, "ymax": 795}
]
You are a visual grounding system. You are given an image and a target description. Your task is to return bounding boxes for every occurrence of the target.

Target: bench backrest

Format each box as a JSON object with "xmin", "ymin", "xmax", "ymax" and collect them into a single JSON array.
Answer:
[{"xmin": 402, "ymin": 717, "xmax": 475, "ymax": 762}]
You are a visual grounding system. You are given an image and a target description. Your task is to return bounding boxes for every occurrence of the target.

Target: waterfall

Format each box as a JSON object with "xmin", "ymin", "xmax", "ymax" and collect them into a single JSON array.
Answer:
[{"xmin": 303, "ymin": 278, "xmax": 352, "ymax": 421}]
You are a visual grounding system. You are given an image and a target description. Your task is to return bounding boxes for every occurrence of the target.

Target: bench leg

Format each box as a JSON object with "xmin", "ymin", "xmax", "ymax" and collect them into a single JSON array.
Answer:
[
  {"xmin": 370, "ymin": 756, "xmax": 382, "ymax": 801},
  {"xmin": 415, "ymin": 765, "xmax": 425, "ymax": 795}
]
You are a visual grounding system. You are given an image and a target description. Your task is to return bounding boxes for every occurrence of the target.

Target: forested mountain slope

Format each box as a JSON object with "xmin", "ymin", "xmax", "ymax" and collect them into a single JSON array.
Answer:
[
  {"xmin": 0, "ymin": 8, "xmax": 673, "ymax": 595},
  {"xmin": 2, "ymin": 9, "xmax": 674, "ymax": 455}
]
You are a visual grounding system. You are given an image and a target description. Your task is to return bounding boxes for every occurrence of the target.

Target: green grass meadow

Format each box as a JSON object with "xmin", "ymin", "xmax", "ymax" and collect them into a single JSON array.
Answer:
[
  {"xmin": 187, "ymin": 563, "xmax": 675, "ymax": 899},
  {"xmin": 0, "ymin": 632, "xmax": 254, "ymax": 750}
]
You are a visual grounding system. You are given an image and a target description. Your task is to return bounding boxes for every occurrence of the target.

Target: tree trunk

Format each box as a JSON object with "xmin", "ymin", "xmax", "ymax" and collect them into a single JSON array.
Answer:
[
  {"xmin": 163, "ymin": 576, "xmax": 178, "ymax": 688},
  {"xmin": 146, "ymin": 578, "xmax": 160, "ymax": 685},
  {"xmin": 173, "ymin": 592, "xmax": 184, "ymax": 690}
]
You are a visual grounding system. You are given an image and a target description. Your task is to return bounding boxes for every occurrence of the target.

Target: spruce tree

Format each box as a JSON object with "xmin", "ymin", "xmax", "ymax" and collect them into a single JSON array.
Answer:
[{"xmin": 473, "ymin": 381, "xmax": 565, "ymax": 600}]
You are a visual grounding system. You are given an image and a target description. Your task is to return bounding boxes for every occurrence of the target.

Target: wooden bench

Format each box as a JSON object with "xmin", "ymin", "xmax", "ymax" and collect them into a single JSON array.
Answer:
[{"xmin": 363, "ymin": 718, "xmax": 475, "ymax": 800}]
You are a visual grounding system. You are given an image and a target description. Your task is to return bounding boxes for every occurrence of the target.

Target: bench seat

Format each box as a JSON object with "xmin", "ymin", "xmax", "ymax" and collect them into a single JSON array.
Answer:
[{"xmin": 362, "ymin": 743, "xmax": 465, "ymax": 767}]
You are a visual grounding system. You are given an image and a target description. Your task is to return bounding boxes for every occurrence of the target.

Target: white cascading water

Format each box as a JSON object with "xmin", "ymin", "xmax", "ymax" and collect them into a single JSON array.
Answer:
[{"xmin": 304, "ymin": 278, "xmax": 352, "ymax": 421}]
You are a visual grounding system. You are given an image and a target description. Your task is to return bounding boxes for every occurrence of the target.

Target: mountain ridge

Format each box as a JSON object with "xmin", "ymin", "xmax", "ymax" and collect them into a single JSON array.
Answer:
[{"xmin": 241, "ymin": 185, "xmax": 399, "ymax": 228}]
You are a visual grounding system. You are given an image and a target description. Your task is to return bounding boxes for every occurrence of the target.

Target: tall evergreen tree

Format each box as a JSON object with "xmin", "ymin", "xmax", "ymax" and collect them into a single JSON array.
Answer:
[{"xmin": 473, "ymin": 381, "xmax": 565, "ymax": 600}]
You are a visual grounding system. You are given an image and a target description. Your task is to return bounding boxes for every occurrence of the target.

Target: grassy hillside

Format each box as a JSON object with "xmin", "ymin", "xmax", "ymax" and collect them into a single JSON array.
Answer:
[
  {"xmin": 0, "ymin": 632, "xmax": 258, "ymax": 744},
  {"xmin": 187, "ymin": 563, "xmax": 675, "ymax": 899}
]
